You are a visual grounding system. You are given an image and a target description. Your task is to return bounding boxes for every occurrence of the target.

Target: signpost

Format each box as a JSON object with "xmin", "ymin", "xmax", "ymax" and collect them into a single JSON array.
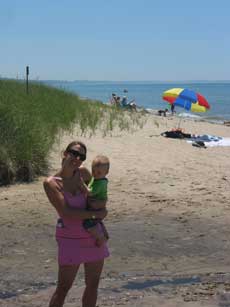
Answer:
[{"xmin": 26, "ymin": 66, "xmax": 29, "ymax": 94}]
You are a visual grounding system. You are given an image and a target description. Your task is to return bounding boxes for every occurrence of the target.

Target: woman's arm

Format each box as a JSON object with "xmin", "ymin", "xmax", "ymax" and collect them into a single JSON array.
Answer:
[
  {"xmin": 88, "ymin": 198, "xmax": 107, "ymax": 210},
  {"xmin": 79, "ymin": 166, "xmax": 92, "ymax": 185},
  {"xmin": 74, "ymin": 166, "xmax": 92, "ymax": 196},
  {"xmin": 43, "ymin": 177, "xmax": 107, "ymax": 220}
]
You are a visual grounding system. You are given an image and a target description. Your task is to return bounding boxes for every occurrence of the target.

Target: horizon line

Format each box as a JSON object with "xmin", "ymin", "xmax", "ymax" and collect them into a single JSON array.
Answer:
[
  {"xmin": 2, "ymin": 77, "xmax": 230, "ymax": 83},
  {"xmin": 42, "ymin": 79, "xmax": 230, "ymax": 83}
]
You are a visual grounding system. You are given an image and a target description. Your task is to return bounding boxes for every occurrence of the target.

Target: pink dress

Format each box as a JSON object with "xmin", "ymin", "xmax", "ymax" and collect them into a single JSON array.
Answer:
[{"xmin": 54, "ymin": 177, "xmax": 109, "ymax": 266}]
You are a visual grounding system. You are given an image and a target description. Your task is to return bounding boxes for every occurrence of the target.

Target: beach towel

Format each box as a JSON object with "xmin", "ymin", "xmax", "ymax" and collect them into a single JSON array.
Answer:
[
  {"xmin": 187, "ymin": 137, "xmax": 230, "ymax": 147},
  {"xmin": 189, "ymin": 134, "xmax": 222, "ymax": 142}
]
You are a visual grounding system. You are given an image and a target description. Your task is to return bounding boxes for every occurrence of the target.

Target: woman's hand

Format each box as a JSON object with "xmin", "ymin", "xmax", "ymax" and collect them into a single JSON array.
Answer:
[{"xmin": 61, "ymin": 154, "xmax": 77, "ymax": 177}]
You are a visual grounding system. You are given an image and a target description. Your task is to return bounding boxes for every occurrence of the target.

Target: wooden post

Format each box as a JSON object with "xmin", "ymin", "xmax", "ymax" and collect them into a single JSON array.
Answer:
[{"xmin": 26, "ymin": 66, "xmax": 29, "ymax": 94}]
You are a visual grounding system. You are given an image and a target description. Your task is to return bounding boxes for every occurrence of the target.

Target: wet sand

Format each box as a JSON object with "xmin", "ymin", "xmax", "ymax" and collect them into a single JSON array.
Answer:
[{"xmin": 1, "ymin": 114, "xmax": 230, "ymax": 306}]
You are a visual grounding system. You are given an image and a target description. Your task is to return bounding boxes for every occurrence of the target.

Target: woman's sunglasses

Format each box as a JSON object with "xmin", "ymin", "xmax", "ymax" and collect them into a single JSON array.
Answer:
[{"xmin": 67, "ymin": 149, "xmax": 86, "ymax": 161}]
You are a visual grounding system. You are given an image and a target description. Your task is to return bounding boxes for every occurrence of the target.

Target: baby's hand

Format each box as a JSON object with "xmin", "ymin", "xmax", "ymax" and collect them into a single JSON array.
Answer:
[{"xmin": 95, "ymin": 208, "xmax": 108, "ymax": 220}]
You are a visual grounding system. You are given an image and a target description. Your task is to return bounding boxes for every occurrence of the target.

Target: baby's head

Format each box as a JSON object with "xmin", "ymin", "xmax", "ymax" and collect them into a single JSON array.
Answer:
[{"xmin": 92, "ymin": 155, "xmax": 110, "ymax": 179}]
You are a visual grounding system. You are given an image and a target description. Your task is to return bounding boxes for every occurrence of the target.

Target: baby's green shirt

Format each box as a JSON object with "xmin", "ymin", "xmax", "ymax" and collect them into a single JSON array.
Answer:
[{"xmin": 88, "ymin": 177, "xmax": 108, "ymax": 200}]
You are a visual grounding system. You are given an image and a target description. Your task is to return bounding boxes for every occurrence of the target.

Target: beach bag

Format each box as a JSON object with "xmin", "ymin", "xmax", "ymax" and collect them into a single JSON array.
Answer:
[{"xmin": 192, "ymin": 141, "xmax": 206, "ymax": 148}]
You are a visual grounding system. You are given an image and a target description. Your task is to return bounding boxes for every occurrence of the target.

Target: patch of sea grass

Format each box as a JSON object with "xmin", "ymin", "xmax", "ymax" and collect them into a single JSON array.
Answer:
[{"xmin": 0, "ymin": 79, "xmax": 147, "ymax": 185}]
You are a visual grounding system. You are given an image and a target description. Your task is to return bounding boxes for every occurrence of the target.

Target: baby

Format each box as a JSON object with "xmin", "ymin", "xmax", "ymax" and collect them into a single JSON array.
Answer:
[{"xmin": 80, "ymin": 155, "xmax": 110, "ymax": 247}]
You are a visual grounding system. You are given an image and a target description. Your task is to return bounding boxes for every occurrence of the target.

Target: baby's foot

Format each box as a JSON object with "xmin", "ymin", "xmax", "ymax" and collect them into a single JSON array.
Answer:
[{"xmin": 104, "ymin": 231, "xmax": 109, "ymax": 240}]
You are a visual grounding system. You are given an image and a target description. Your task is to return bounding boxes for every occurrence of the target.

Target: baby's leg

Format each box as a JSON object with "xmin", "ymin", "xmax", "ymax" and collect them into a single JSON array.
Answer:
[
  {"xmin": 100, "ymin": 222, "xmax": 109, "ymax": 240},
  {"xmin": 87, "ymin": 225, "xmax": 107, "ymax": 247}
]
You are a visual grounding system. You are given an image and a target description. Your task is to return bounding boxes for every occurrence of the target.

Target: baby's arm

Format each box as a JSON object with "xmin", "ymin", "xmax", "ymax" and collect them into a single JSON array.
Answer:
[
  {"xmin": 78, "ymin": 176, "xmax": 93, "ymax": 197},
  {"xmin": 88, "ymin": 198, "xmax": 107, "ymax": 210},
  {"xmin": 79, "ymin": 181, "xmax": 91, "ymax": 196}
]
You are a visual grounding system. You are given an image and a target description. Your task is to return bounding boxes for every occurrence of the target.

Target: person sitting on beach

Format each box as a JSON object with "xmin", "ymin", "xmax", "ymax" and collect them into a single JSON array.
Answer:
[
  {"xmin": 158, "ymin": 108, "xmax": 168, "ymax": 117},
  {"xmin": 128, "ymin": 99, "xmax": 137, "ymax": 111},
  {"xmin": 110, "ymin": 94, "xmax": 121, "ymax": 108},
  {"xmin": 80, "ymin": 155, "xmax": 110, "ymax": 247},
  {"xmin": 110, "ymin": 93, "xmax": 117, "ymax": 105},
  {"xmin": 115, "ymin": 96, "xmax": 121, "ymax": 107},
  {"xmin": 121, "ymin": 96, "xmax": 137, "ymax": 111},
  {"xmin": 121, "ymin": 95, "xmax": 128, "ymax": 107}
]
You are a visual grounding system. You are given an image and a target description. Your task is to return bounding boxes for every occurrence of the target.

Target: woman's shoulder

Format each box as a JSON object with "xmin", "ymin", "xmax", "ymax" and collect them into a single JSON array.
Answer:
[
  {"xmin": 44, "ymin": 175, "xmax": 61, "ymax": 183},
  {"xmin": 43, "ymin": 176, "xmax": 62, "ymax": 191},
  {"xmin": 79, "ymin": 166, "xmax": 92, "ymax": 184}
]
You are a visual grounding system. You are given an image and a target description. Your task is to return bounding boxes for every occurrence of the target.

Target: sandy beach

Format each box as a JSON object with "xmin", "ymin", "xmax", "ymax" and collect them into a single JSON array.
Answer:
[{"xmin": 1, "ymin": 113, "xmax": 230, "ymax": 307}]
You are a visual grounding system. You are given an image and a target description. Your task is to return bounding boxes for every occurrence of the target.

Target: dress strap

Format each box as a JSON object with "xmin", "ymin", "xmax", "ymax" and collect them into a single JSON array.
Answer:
[{"xmin": 52, "ymin": 176, "xmax": 62, "ymax": 181}]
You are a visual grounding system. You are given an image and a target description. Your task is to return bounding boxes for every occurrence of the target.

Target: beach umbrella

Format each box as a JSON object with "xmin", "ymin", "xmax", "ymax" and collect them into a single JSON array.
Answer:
[{"xmin": 162, "ymin": 88, "xmax": 210, "ymax": 113}]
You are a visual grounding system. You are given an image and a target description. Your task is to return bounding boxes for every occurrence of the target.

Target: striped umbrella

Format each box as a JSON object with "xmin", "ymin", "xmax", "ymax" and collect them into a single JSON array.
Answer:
[{"xmin": 162, "ymin": 88, "xmax": 210, "ymax": 112}]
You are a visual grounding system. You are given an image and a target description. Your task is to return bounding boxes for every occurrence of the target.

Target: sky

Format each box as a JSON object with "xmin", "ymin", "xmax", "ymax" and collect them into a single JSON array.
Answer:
[{"xmin": 1, "ymin": 0, "xmax": 230, "ymax": 81}]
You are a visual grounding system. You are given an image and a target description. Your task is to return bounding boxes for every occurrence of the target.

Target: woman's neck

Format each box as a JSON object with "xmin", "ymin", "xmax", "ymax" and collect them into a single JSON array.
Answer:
[{"xmin": 57, "ymin": 169, "xmax": 75, "ymax": 179}]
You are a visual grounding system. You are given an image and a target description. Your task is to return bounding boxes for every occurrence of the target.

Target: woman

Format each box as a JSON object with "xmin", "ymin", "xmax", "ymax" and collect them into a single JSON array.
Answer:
[{"xmin": 43, "ymin": 141, "xmax": 109, "ymax": 307}]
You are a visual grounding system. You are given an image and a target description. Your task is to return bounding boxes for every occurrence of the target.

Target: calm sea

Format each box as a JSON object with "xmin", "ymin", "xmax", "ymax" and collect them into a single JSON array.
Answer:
[{"xmin": 44, "ymin": 81, "xmax": 230, "ymax": 122}]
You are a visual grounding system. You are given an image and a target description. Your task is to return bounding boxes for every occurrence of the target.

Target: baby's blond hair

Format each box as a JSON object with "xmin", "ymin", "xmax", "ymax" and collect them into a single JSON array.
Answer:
[{"xmin": 92, "ymin": 155, "xmax": 110, "ymax": 174}]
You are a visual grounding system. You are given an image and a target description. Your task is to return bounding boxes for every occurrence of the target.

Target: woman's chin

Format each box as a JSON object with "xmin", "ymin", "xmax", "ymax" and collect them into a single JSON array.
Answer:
[{"xmin": 72, "ymin": 161, "xmax": 81, "ymax": 168}]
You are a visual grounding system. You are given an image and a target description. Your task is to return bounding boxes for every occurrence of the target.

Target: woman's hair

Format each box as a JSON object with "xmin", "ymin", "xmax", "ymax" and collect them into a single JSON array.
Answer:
[{"xmin": 65, "ymin": 141, "xmax": 87, "ymax": 155}]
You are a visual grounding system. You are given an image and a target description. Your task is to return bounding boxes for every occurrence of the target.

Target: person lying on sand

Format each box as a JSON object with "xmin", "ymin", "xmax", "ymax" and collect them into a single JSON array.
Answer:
[{"xmin": 158, "ymin": 108, "xmax": 169, "ymax": 117}]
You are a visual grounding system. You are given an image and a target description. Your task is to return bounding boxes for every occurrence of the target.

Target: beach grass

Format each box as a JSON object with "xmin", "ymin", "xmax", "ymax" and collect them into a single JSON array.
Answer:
[{"xmin": 0, "ymin": 79, "xmax": 146, "ymax": 185}]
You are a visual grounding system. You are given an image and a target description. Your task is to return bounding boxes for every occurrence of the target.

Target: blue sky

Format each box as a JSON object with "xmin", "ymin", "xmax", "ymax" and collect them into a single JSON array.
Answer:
[{"xmin": 1, "ymin": 0, "xmax": 230, "ymax": 81}]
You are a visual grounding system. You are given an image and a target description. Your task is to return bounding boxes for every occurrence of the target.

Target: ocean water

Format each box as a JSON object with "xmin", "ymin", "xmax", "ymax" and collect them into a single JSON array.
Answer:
[{"xmin": 44, "ymin": 81, "xmax": 230, "ymax": 121}]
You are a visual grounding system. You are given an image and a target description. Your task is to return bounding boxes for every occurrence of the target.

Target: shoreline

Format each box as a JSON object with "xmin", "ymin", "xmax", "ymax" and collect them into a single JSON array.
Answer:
[
  {"xmin": 40, "ymin": 80, "xmax": 230, "ymax": 121},
  {"xmin": 43, "ymin": 79, "xmax": 230, "ymax": 121},
  {"xmin": 145, "ymin": 108, "xmax": 228, "ymax": 125}
]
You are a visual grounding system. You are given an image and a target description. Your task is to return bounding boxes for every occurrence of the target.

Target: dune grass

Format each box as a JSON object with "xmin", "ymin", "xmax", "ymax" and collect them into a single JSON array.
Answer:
[{"xmin": 0, "ymin": 79, "xmax": 146, "ymax": 185}]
